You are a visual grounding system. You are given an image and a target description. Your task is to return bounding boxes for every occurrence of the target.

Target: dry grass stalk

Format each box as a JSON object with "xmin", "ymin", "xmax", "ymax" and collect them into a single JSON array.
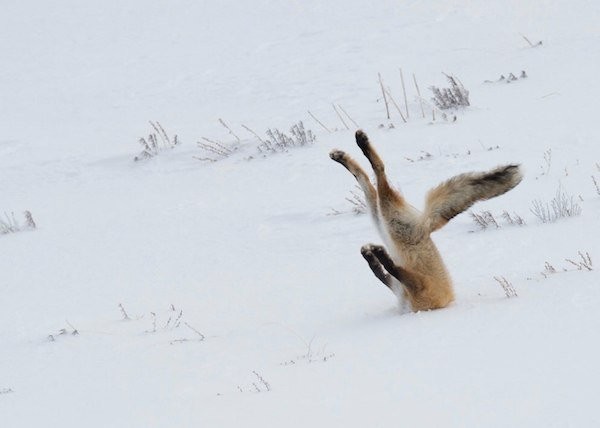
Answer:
[
  {"xmin": 470, "ymin": 211, "xmax": 499, "ymax": 230},
  {"xmin": 565, "ymin": 251, "xmax": 593, "ymax": 271},
  {"xmin": 252, "ymin": 371, "xmax": 271, "ymax": 392},
  {"xmin": 259, "ymin": 121, "xmax": 315, "ymax": 154},
  {"xmin": 1, "ymin": 211, "xmax": 37, "ymax": 234},
  {"xmin": 399, "ymin": 68, "xmax": 409, "ymax": 119},
  {"xmin": 520, "ymin": 34, "xmax": 543, "ymax": 48},
  {"xmin": 196, "ymin": 137, "xmax": 236, "ymax": 162},
  {"xmin": 118, "ymin": 303, "xmax": 131, "ymax": 321},
  {"xmin": 501, "ymin": 210, "xmax": 525, "ymax": 226},
  {"xmin": 494, "ymin": 276, "xmax": 518, "ymax": 298},
  {"xmin": 384, "ymin": 88, "xmax": 407, "ymax": 123},
  {"xmin": 219, "ymin": 118, "xmax": 241, "ymax": 142},
  {"xmin": 378, "ymin": 73, "xmax": 391, "ymax": 120},
  {"xmin": 135, "ymin": 121, "xmax": 179, "ymax": 161},
  {"xmin": 149, "ymin": 121, "xmax": 170, "ymax": 146},
  {"xmin": 430, "ymin": 74, "xmax": 470, "ymax": 110},
  {"xmin": 307, "ymin": 110, "xmax": 331, "ymax": 133},
  {"xmin": 542, "ymin": 262, "xmax": 557, "ymax": 278},
  {"xmin": 345, "ymin": 187, "xmax": 367, "ymax": 215},
  {"xmin": 413, "ymin": 73, "xmax": 426, "ymax": 118},
  {"xmin": 592, "ymin": 175, "xmax": 600, "ymax": 196},
  {"xmin": 0, "ymin": 212, "xmax": 19, "ymax": 234},
  {"xmin": 336, "ymin": 104, "xmax": 359, "ymax": 128},
  {"xmin": 530, "ymin": 186, "xmax": 581, "ymax": 223},
  {"xmin": 540, "ymin": 148, "xmax": 552, "ymax": 175},
  {"xmin": 24, "ymin": 211, "xmax": 36, "ymax": 229},
  {"xmin": 242, "ymin": 124, "xmax": 266, "ymax": 144},
  {"xmin": 332, "ymin": 104, "xmax": 349, "ymax": 130}
]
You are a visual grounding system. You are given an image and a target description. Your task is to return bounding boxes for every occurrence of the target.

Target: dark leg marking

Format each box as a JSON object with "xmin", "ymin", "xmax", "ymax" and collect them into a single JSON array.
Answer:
[
  {"xmin": 360, "ymin": 246, "xmax": 392, "ymax": 289},
  {"xmin": 355, "ymin": 130, "xmax": 371, "ymax": 158},
  {"xmin": 369, "ymin": 245, "xmax": 424, "ymax": 293}
]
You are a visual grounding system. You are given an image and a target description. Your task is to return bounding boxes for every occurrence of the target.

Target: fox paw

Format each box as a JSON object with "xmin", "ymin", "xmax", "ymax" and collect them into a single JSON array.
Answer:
[
  {"xmin": 355, "ymin": 130, "xmax": 371, "ymax": 151},
  {"xmin": 360, "ymin": 243, "xmax": 380, "ymax": 255},
  {"xmin": 370, "ymin": 244, "xmax": 388, "ymax": 259},
  {"xmin": 329, "ymin": 150, "xmax": 347, "ymax": 163},
  {"xmin": 362, "ymin": 244, "xmax": 387, "ymax": 260}
]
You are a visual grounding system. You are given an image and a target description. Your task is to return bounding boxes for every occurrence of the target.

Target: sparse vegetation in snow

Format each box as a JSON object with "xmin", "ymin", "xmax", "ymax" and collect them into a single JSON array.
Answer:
[
  {"xmin": 470, "ymin": 210, "xmax": 525, "ymax": 230},
  {"xmin": 530, "ymin": 186, "xmax": 582, "ymax": 223},
  {"xmin": 134, "ymin": 121, "xmax": 180, "ymax": 162},
  {"xmin": 494, "ymin": 276, "xmax": 518, "ymax": 298},
  {"xmin": 430, "ymin": 74, "xmax": 470, "ymax": 110},
  {"xmin": 0, "ymin": 210, "xmax": 36, "ymax": 235}
]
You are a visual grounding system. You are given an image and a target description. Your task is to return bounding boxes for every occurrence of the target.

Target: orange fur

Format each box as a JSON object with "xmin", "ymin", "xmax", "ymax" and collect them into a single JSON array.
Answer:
[{"xmin": 330, "ymin": 130, "xmax": 523, "ymax": 311}]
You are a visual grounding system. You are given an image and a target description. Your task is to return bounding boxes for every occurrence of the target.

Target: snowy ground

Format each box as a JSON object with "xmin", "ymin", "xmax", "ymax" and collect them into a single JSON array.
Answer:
[{"xmin": 2, "ymin": 1, "xmax": 600, "ymax": 426}]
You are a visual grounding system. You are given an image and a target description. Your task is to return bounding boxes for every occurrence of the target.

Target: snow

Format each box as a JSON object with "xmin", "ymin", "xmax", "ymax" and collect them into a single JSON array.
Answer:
[{"xmin": 1, "ymin": 0, "xmax": 600, "ymax": 426}]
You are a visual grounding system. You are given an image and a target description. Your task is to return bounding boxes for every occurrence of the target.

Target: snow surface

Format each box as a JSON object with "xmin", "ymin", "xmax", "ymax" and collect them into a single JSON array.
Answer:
[{"xmin": 2, "ymin": 1, "xmax": 600, "ymax": 426}]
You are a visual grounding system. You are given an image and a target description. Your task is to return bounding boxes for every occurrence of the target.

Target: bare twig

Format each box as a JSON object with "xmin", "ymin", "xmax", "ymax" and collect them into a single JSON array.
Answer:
[
  {"xmin": 149, "ymin": 121, "xmax": 170, "ymax": 146},
  {"xmin": 184, "ymin": 322, "xmax": 205, "ymax": 340},
  {"xmin": 170, "ymin": 322, "xmax": 206, "ymax": 344},
  {"xmin": 384, "ymin": 88, "xmax": 407, "ymax": 123},
  {"xmin": 148, "ymin": 312, "xmax": 157, "ymax": 333},
  {"xmin": 399, "ymin": 68, "xmax": 409, "ymax": 119},
  {"xmin": 332, "ymin": 104, "xmax": 349, "ymax": 130},
  {"xmin": 242, "ymin": 124, "xmax": 266, "ymax": 144},
  {"xmin": 413, "ymin": 73, "xmax": 425, "ymax": 118},
  {"xmin": 378, "ymin": 73, "xmax": 390, "ymax": 120},
  {"xmin": 307, "ymin": 110, "xmax": 331, "ymax": 133},
  {"xmin": 218, "ymin": 118, "xmax": 241, "ymax": 143},
  {"xmin": 520, "ymin": 33, "xmax": 542, "ymax": 48},
  {"xmin": 336, "ymin": 104, "xmax": 359, "ymax": 128},
  {"xmin": 173, "ymin": 310, "xmax": 183, "ymax": 328},
  {"xmin": 65, "ymin": 320, "xmax": 79, "ymax": 335},
  {"xmin": 541, "ymin": 148, "xmax": 552, "ymax": 175},
  {"xmin": 118, "ymin": 303, "xmax": 131, "ymax": 321}
]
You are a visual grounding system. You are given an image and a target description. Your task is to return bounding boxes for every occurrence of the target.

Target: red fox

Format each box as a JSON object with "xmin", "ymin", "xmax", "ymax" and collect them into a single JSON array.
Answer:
[{"xmin": 330, "ymin": 130, "xmax": 523, "ymax": 311}]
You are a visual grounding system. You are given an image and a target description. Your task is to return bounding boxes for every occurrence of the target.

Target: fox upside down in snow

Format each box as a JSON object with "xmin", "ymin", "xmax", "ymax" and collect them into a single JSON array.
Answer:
[{"xmin": 330, "ymin": 130, "xmax": 523, "ymax": 311}]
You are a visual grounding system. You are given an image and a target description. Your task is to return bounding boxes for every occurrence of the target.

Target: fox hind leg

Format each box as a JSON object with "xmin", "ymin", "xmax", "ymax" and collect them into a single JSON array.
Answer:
[
  {"xmin": 354, "ymin": 130, "xmax": 406, "ymax": 214},
  {"xmin": 354, "ymin": 131, "xmax": 423, "ymax": 244}
]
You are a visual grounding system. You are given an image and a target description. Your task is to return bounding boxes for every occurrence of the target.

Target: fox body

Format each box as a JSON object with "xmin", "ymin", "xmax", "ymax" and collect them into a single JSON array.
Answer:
[{"xmin": 330, "ymin": 130, "xmax": 522, "ymax": 311}]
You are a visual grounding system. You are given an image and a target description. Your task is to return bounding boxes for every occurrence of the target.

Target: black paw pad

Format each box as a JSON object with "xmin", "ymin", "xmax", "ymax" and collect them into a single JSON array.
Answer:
[
  {"xmin": 355, "ymin": 130, "xmax": 370, "ymax": 151},
  {"xmin": 371, "ymin": 245, "xmax": 387, "ymax": 258}
]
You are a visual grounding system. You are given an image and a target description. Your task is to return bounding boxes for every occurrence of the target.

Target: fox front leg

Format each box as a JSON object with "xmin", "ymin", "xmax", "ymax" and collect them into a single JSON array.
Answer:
[
  {"xmin": 363, "ymin": 244, "xmax": 425, "ymax": 294},
  {"xmin": 360, "ymin": 245, "xmax": 393, "ymax": 289},
  {"xmin": 330, "ymin": 149, "xmax": 382, "ymax": 233}
]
